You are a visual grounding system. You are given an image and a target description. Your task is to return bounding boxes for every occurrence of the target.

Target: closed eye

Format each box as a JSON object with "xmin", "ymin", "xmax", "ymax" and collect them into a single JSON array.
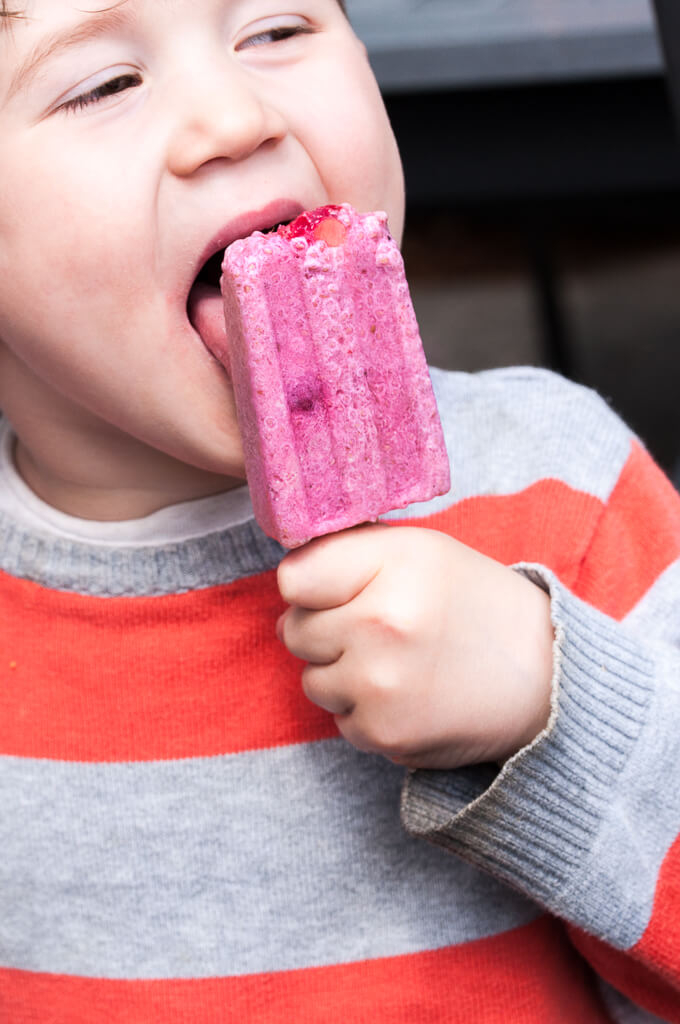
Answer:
[
  {"xmin": 58, "ymin": 72, "xmax": 142, "ymax": 114},
  {"xmin": 236, "ymin": 22, "xmax": 316, "ymax": 51}
]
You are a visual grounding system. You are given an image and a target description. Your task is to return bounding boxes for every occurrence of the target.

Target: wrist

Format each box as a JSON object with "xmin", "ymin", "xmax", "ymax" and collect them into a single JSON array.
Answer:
[{"xmin": 501, "ymin": 573, "xmax": 555, "ymax": 760}]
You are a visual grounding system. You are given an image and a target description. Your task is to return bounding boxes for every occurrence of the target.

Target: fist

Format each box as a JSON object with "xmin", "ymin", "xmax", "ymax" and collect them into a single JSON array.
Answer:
[{"xmin": 277, "ymin": 525, "xmax": 554, "ymax": 770}]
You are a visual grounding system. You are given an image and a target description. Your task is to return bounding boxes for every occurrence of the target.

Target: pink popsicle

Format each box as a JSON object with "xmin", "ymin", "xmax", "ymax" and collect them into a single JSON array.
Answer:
[{"xmin": 219, "ymin": 203, "xmax": 450, "ymax": 548}]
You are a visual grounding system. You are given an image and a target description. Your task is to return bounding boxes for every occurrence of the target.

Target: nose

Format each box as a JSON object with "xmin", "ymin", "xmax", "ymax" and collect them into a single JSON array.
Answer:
[{"xmin": 166, "ymin": 62, "xmax": 287, "ymax": 176}]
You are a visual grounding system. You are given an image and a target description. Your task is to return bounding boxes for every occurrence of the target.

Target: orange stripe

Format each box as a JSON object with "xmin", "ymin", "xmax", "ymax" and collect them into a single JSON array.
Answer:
[
  {"xmin": 0, "ymin": 479, "xmax": 598, "ymax": 762},
  {"xmin": 0, "ymin": 917, "xmax": 613, "ymax": 1024},
  {"xmin": 572, "ymin": 441, "xmax": 680, "ymax": 620},
  {"xmin": 0, "ymin": 571, "xmax": 337, "ymax": 761},
  {"xmin": 569, "ymin": 833, "xmax": 680, "ymax": 1022},
  {"xmin": 417, "ymin": 477, "xmax": 600, "ymax": 591}
]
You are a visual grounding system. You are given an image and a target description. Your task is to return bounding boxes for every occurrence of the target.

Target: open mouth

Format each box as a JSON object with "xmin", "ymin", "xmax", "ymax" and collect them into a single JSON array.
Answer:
[
  {"xmin": 195, "ymin": 248, "xmax": 226, "ymax": 291},
  {"xmin": 187, "ymin": 217, "xmax": 297, "ymax": 368},
  {"xmin": 190, "ymin": 218, "xmax": 294, "ymax": 300}
]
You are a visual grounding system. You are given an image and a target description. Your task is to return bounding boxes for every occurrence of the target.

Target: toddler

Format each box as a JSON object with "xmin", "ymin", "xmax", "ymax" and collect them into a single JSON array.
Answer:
[{"xmin": 0, "ymin": 1, "xmax": 679, "ymax": 1021}]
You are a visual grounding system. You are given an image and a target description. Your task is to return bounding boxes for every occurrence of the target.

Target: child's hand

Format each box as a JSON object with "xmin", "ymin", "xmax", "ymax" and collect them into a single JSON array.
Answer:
[{"xmin": 277, "ymin": 525, "xmax": 554, "ymax": 770}]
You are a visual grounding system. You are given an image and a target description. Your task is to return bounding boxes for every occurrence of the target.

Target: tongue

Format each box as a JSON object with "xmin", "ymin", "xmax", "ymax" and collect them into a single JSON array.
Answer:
[{"xmin": 188, "ymin": 282, "xmax": 231, "ymax": 374}]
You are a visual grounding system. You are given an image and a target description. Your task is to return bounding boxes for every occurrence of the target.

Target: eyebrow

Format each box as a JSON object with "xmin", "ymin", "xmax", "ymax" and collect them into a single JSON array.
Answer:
[{"xmin": 7, "ymin": 3, "xmax": 133, "ymax": 102}]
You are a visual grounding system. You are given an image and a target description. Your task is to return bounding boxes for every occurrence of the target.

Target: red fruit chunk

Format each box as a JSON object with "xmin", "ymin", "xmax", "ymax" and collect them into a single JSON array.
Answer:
[
  {"xmin": 280, "ymin": 205, "xmax": 345, "ymax": 244},
  {"xmin": 313, "ymin": 217, "xmax": 347, "ymax": 246}
]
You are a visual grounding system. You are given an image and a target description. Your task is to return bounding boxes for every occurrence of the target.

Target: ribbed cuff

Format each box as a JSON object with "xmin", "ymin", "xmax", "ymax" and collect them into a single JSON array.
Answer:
[{"xmin": 401, "ymin": 566, "xmax": 655, "ymax": 909}]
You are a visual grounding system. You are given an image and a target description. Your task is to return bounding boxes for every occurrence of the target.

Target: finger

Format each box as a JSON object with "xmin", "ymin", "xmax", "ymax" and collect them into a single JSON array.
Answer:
[
  {"xmin": 300, "ymin": 659, "xmax": 355, "ymax": 716},
  {"xmin": 335, "ymin": 713, "xmax": 445, "ymax": 767},
  {"xmin": 277, "ymin": 523, "xmax": 389, "ymax": 610},
  {"xmin": 278, "ymin": 606, "xmax": 345, "ymax": 665}
]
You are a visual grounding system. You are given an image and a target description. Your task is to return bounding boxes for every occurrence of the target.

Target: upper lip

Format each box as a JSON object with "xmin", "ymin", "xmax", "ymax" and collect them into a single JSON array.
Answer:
[{"xmin": 191, "ymin": 198, "xmax": 305, "ymax": 289}]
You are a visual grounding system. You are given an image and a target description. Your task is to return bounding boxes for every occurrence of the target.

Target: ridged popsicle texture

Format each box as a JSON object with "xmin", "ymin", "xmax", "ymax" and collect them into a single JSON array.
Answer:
[{"xmin": 220, "ymin": 204, "xmax": 450, "ymax": 548}]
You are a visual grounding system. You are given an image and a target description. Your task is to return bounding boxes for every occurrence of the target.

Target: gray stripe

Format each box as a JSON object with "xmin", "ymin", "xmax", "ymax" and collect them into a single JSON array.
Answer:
[
  {"xmin": 624, "ymin": 556, "xmax": 680, "ymax": 647},
  {"xmin": 0, "ymin": 511, "xmax": 284, "ymax": 596},
  {"xmin": 387, "ymin": 366, "xmax": 633, "ymax": 522},
  {"xmin": 0, "ymin": 368, "xmax": 631, "ymax": 598},
  {"xmin": 0, "ymin": 738, "xmax": 538, "ymax": 979}
]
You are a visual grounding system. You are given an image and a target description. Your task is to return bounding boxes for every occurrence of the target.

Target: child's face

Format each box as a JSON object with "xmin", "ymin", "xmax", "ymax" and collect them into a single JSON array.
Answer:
[{"xmin": 0, "ymin": 0, "xmax": 404, "ymax": 492}]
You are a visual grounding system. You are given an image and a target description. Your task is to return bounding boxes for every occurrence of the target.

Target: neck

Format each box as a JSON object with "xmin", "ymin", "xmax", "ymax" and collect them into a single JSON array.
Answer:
[
  {"xmin": 0, "ymin": 344, "xmax": 242, "ymax": 521},
  {"xmin": 13, "ymin": 436, "xmax": 238, "ymax": 521}
]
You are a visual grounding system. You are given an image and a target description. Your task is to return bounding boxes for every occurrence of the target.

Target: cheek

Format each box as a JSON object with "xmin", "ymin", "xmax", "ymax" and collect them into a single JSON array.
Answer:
[
  {"xmin": 288, "ymin": 49, "xmax": 405, "ymax": 238},
  {"xmin": 0, "ymin": 132, "xmax": 147, "ymax": 274},
  {"xmin": 0, "ymin": 193, "xmax": 148, "ymax": 406},
  {"xmin": 331, "ymin": 115, "xmax": 404, "ymax": 237},
  {"xmin": 0, "ymin": 154, "xmax": 151, "ymax": 341}
]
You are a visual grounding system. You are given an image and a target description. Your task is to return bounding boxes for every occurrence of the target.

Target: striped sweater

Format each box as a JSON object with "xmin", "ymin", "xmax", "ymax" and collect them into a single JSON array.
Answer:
[{"xmin": 1, "ymin": 366, "xmax": 679, "ymax": 1023}]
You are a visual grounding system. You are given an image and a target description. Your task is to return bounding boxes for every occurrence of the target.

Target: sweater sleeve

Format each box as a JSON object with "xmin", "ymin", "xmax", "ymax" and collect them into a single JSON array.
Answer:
[{"xmin": 401, "ymin": 439, "xmax": 680, "ymax": 1022}]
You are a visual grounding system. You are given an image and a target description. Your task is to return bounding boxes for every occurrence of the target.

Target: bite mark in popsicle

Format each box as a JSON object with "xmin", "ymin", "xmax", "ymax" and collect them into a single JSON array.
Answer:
[{"xmin": 216, "ymin": 203, "xmax": 450, "ymax": 547}]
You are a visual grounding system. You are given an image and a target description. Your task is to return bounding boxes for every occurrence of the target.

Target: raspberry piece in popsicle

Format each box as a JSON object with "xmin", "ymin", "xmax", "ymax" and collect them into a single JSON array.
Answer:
[{"xmin": 218, "ymin": 203, "xmax": 450, "ymax": 548}]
